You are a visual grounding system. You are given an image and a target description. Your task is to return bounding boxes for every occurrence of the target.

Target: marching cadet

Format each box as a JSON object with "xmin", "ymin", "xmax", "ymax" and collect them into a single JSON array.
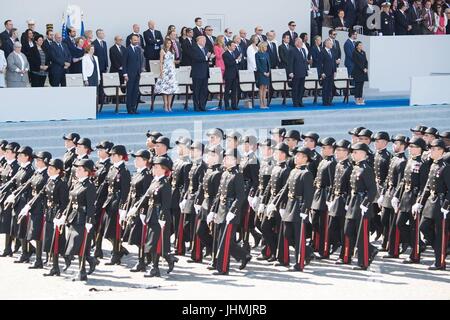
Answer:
[
  {"xmin": 172, "ymin": 137, "xmax": 192, "ymax": 254},
  {"xmin": 194, "ymin": 145, "xmax": 223, "ymax": 269},
  {"xmin": 390, "ymin": 137, "xmax": 429, "ymax": 264},
  {"xmin": 380, "ymin": 2, "xmax": 395, "ymax": 36},
  {"xmin": 372, "ymin": 131, "xmax": 391, "ymax": 245},
  {"xmin": 0, "ymin": 142, "xmax": 20, "ymax": 257},
  {"xmin": 252, "ymin": 139, "xmax": 275, "ymax": 256},
  {"xmin": 284, "ymin": 130, "xmax": 301, "ymax": 169},
  {"xmin": 6, "ymin": 146, "xmax": 35, "ymax": 264},
  {"xmin": 274, "ymin": 146, "xmax": 314, "ymax": 271},
  {"xmin": 42, "ymin": 159, "xmax": 69, "ymax": 277},
  {"xmin": 258, "ymin": 142, "xmax": 291, "ymax": 263},
  {"xmin": 21, "ymin": 151, "xmax": 52, "ymax": 269},
  {"xmin": 422, "ymin": 127, "xmax": 440, "ymax": 163},
  {"xmin": 414, "ymin": 139, "xmax": 450, "ymax": 270},
  {"xmin": 0, "ymin": 140, "xmax": 8, "ymax": 170},
  {"xmin": 92, "ymin": 141, "xmax": 114, "ymax": 259},
  {"xmin": 153, "ymin": 136, "xmax": 174, "ymax": 170},
  {"xmin": 68, "ymin": 138, "xmax": 93, "ymax": 190},
  {"xmin": 206, "ymin": 128, "xmax": 225, "ymax": 150},
  {"xmin": 62, "ymin": 133, "xmax": 80, "ymax": 184},
  {"xmin": 141, "ymin": 157, "xmax": 177, "ymax": 277},
  {"xmin": 440, "ymin": 131, "xmax": 450, "ymax": 165},
  {"xmin": 348, "ymin": 127, "xmax": 366, "ymax": 144},
  {"xmin": 327, "ymin": 140, "xmax": 352, "ymax": 259},
  {"xmin": 380, "ymin": 135, "xmax": 408, "ymax": 259},
  {"xmin": 225, "ymin": 130, "xmax": 242, "ymax": 151},
  {"xmin": 357, "ymin": 129, "xmax": 375, "ymax": 167},
  {"xmin": 122, "ymin": 150, "xmax": 152, "ymax": 272},
  {"xmin": 103, "ymin": 145, "xmax": 131, "ymax": 265},
  {"xmin": 410, "ymin": 125, "xmax": 428, "ymax": 139},
  {"xmin": 211, "ymin": 149, "xmax": 251, "ymax": 275},
  {"xmin": 301, "ymin": 132, "xmax": 322, "ymax": 179},
  {"xmin": 240, "ymin": 135, "xmax": 261, "ymax": 252},
  {"xmin": 182, "ymin": 142, "xmax": 207, "ymax": 263},
  {"xmin": 60, "ymin": 159, "xmax": 97, "ymax": 281},
  {"xmin": 339, "ymin": 143, "xmax": 378, "ymax": 270},
  {"xmin": 145, "ymin": 131, "xmax": 163, "ymax": 156},
  {"xmin": 311, "ymin": 137, "xmax": 336, "ymax": 259},
  {"xmin": 270, "ymin": 128, "xmax": 286, "ymax": 144}
]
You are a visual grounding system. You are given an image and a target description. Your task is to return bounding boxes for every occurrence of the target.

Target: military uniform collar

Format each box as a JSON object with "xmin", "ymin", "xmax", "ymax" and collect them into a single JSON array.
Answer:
[
  {"xmin": 67, "ymin": 147, "xmax": 76, "ymax": 153},
  {"xmin": 296, "ymin": 164, "xmax": 308, "ymax": 170},
  {"xmin": 36, "ymin": 167, "xmax": 47, "ymax": 173},
  {"xmin": 78, "ymin": 176, "xmax": 89, "ymax": 183},
  {"xmin": 210, "ymin": 163, "xmax": 221, "ymax": 170},
  {"xmin": 433, "ymin": 158, "xmax": 443, "ymax": 165},
  {"xmin": 6, "ymin": 158, "xmax": 16, "ymax": 165},
  {"xmin": 412, "ymin": 155, "xmax": 422, "ymax": 161},
  {"xmin": 49, "ymin": 174, "xmax": 59, "ymax": 180},
  {"xmin": 99, "ymin": 157, "xmax": 110, "ymax": 164},
  {"xmin": 77, "ymin": 154, "xmax": 88, "ymax": 160},
  {"xmin": 152, "ymin": 175, "xmax": 165, "ymax": 182},
  {"xmin": 114, "ymin": 160, "xmax": 125, "ymax": 168},
  {"xmin": 137, "ymin": 166, "xmax": 147, "ymax": 173},
  {"xmin": 20, "ymin": 161, "xmax": 31, "ymax": 168},
  {"xmin": 377, "ymin": 148, "xmax": 387, "ymax": 154}
]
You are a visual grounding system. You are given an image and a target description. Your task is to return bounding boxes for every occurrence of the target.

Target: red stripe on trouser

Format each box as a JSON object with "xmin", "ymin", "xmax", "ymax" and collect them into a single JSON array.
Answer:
[
  {"xmin": 115, "ymin": 211, "xmax": 120, "ymax": 240},
  {"xmin": 284, "ymin": 237, "xmax": 289, "ymax": 265},
  {"xmin": 314, "ymin": 231, "xmax": 320, "ymax": 251},
  {"xmin": 299, "ymin": 222, "xmax": 305, "ymax": 271},
  {"xmin": 54, "ymin": 229, "xmax": 60, "ymax": 255},
  {"xmin": 323, "ymin": 212, "xmax": 329, "ymax": 257},
  {"xmin": 394, "ymin": 226, "xmax": 400, "ymax": 257},
  {"xmin": 222, "ymin": 225, "xmax": 232, "ymax": 272},
  {"xmin": 363, "ymin": 218, "xmax": 369, "ymax": 267},
  {"xmin": 97, "ymin": 209, "xmax": 106, "ymax": 233},
  {"xmin": 265, "ymin": 246, "xmax": 271, "ymax": 257},
  {"xmin": 344, "ymin": 235, "xmax": 350, "ymax": 263},
  {"xmin": 177, "ymin": 214, "xmax": 185, "ymax": 254},
  {"xmin": 414, "ymin": 216, "xmax": 420, "ymax": 261},
  {"xmin": 141, "ymin": 224, "xmax": 147, "ymax": 249},
  {"xmin": 195, "ymin": 217, "xmax": 201, "ymax": 261},
  {"xmin": 441, "ymin": 218, "xmax": 447, "ymax": 267},
  {"xmin": 156, "ymin": 227, "xmax": 163, "ymax": 256},
  {"xmin": 40, "ymin": 215, "xmax": 46, "ymax": 241},
  {"xmin": 79, "ymin": 229, "xmax": 87, "ymax": 256}
]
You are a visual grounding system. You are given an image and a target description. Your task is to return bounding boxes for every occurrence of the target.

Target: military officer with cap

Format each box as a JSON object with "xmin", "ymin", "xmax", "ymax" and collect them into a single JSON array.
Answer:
[
  {"xmin": 285, "ymin": 130, "xmax": 301, "ymax": 169},
  {"xmin": 102, "ymin": 145, "xmax": 131, "ymax": 265},
  {"xmin": 62, "ymin": 133, "xmax": 80, "ymax": 184},
  {"xmin": 439, "ymin": 131, "xmax": 450, "ymax": 165},
  {"xmin": 68, "ymin": 138, "xmax": 93, "ymax": 190},
  {"xmin": 327, "ymin": 139, "xmax": 352, "ymax": 256},
  {"xmin": 153, "ymin": 136, "xmax": 174, "ymax": 171},
  {"xmin": 225, "ymin": 130, "xmax": 242, "ymax": 151},
  {"xmin": 357, "ymin": 128, "xmax": 375, "ymax": 167},
  {"xmin": 338, "ymin": 143, "xmax": 378, "ymax": 270},
  {"xmin": 210, "ymin": 149, "xmax": 251, "ymax": 275},
  {"xmin": 410, "ymin": 125, "xmax": 428, "ymax": 139},
  {"xmin": 274, "ymin": 146, "xmax": 314, "ymax": 271},
  {"xmin": 146, "ymin": 131, "xmax": 163, "ymax": 163},
  {"xmin": 311, "ymin": 137, "xmax": 336, "ymax": 259},
  {"xmin": 301, "ymin": 132, "xmax": 322, "ymax": 179},
  {"xmin": 414, "ymin": 139, "xmax": 450, "ymax": 270},
  {"xmin": 60, "ymin": 159, "xmax": 97, "ymax": 281},
  {"xmin": 206, "ymin": 128, "xmax": 225, "ymax": 149},
  {"xmin": 93, "ymin": 140, "xmax": 114, "ymax": 259},
  {"xmin": 0, "ymin": 142, "xmax": 20, "ymax": 257},
  {"xmin": 122, "ymin": 149, "xmax": 152, "ymax": 272},
  {"xmin": 391, "ymin": 137, "xmax": 429, "ymax": 264},
  {"xmin": 42, "ymin": 159, "xmax": 69, "ymax": 277},
  {"xmin": 348, "ymin": 127, "xmax": 366, "ymax": 144},
  {"xmin": 380, "ymin": 2, "xmax": 395, "ymax": 36},
  {"xmin": 270, "ymin": 128, "xmax": 286, "ymax": 144},
  {"xmin": 422, "ymin": 127, "xmax": 439, "ymax": 164},
  {"xmin": 258, "ymin": 142, "xmax": 291, "ymax": 263}
]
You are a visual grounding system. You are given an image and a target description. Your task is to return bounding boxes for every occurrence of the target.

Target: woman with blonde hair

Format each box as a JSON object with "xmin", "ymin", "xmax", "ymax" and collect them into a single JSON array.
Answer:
[
  {"xmin": 214, "ymin": 35, "xmax": 226, "ymax": 75},
  {"xmin": 255, "ymin": 41, "xmax": 271, "ymax": 109},
  {"xmin": 155, "ymin": 38, "xmax": 178, "ymax": 112}
]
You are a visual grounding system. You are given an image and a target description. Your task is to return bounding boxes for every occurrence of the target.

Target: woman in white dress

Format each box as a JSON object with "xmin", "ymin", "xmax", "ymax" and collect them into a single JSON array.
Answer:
[
  {"xmin": 155, "ymin": 38, "xmax": 178, "ymax": 112},
  {"xmin": 246, "ymin": 35, "xmax": 259, "ymax": 72},
  {"xmin": 0, "ymin": 40, "xmax": 6, "ymax": 88}
]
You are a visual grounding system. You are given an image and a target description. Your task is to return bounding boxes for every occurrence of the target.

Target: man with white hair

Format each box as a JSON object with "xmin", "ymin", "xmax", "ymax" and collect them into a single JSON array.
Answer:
[
  {"xmin": 143, "ymin": 20, "xmax": 163, "ymax": 70},
  {"xmin": 318, "ymin": 38, "xmax": 336, "ymax": 106},
  {"xmin": 6, "ymin": 41, "xmax": 29, "ymax": 87}
]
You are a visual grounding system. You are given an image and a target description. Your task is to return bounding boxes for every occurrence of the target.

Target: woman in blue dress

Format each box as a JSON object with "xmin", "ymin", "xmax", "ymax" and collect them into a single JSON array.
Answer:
[{"xmin": 255, "ymin": 42, "xmax": 271, "ymax": 109}]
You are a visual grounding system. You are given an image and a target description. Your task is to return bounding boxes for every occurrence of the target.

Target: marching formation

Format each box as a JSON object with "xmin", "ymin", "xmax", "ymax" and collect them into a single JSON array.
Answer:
[{"xmin": 0, "ymin": 125, "xmax": 449, "ymax": 281}]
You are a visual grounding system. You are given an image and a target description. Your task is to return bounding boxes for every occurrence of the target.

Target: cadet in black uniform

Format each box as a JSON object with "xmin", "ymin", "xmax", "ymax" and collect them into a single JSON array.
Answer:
[
  {"xmin": 414, "ymin": 139, "xmax": 450, "ymax": 270},
  {"xmin": 327, "ymin": 140, "xmax": 352, "ymax": 260},
  {"xmin": 410, "ymin": 125, "xmax": 428, "ymax": 139},
  {"xmin": 348, "ymin": 127, "xmax": 366, "ymax": 144},
  {"xmin": 0, "ymin": 140, "xmax": 8, "ymax": 170},
  {"xmin": 339, "ymin": 143, "xmax": 378, "ymax": 270},
  {"xmin": 43, "ymin": 159, "xmax": 69, "ymax": 277},
  {"xmin": 153, "ymin": 136, "xmax": 174, "ymax": 170},
  {"xmin": 258, "ymin": 142, "xmax": 290, "ymax": 263},
  {"xmin": 422, "ymin": 127, "xmax": 440, "ymax": 165},
  {"xmin": 103, "ymin": 145, "xmax": 131, "ymax": 265},
  {"xmin": 172, "ymin": 137, "xmax": 192, "ymax": 253},
  {"xmin": 391, "ymin": 137, "xmax": 429, "ymax": 264},
  {"xmin": 311, "ymin": 137, "xmax": 336, "ymax": 259},
  {"xmin": 381, "ymin": 135, "xmax": 408, "ymax": 259},
  {"xmin": 62, "ymin": 133, "xmax": 80, "ymax": 184},
  {"xmin": 212, "ymin": 149, "xmax": 251, "ymax": 275},
  {"xmin": 240, "ymin": 135, "xmax": 261, "ymax": 252},
  {"xmin": 195, "ymin": 145, "xmax": 223, "ymax": 269},
  {"xmin": 206, "ymin": 128, "xmax": 225, "ymax": 150},
  {"xmin": 301, "ymin": 132, "xmax": 322, "ymax": 179},
  {"xmin": 92, "ymin": 141, "xmax": 114, "ymax": 259},
  {"xmin": 61, "ymin": 159, "xmax": 97, "ymax": 281},
  {"xmin": 145, "ymin": 131, "xmax": 163, "ymax": 156},
  {"xmin": 274, "ymin": 146, "xmax": 314, "ymax": 271},
  {"xmin": 68, "ymin": 138, "xmax": 93, "ymax": 190},
  {"xmin": 285, "ymin": 130, "xmax": 301, "ymax": 169},
  {"xmin": 142, "ymin": 157, "xmax": 177, "ymax": 277},
  {"xmin": 380, "ymin": 2, "xmax": 395, "ymax": 36},
  {"xmin": 372, "ymin": 131, "xmax": 391, "ymax": 244},
  {"xmin": 122, "ymin": 150, "xmax": 152, "ymax": 272},
  {"xmin": 270, "ymin": 128, "xmax": 286, "ymax": 145},
  {"xmin": 357, "ymin": 129, "xmax": 375, "ymax": 167},
  {"xmin": 0, "ymin": 142, "xmax": 20, "ymax": 257}
]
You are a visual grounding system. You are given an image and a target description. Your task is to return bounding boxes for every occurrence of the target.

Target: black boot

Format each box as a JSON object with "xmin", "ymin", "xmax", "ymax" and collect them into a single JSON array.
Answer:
[
  {"xmin": 130, "ymin": 258, "xmax": 147, "ymax": 272},
  {"xmin": 29, "ymin": 242, "xmax": 43, "ymax": 269},
  {"xmin": 251, "ymin": 230, "xmax": 262, "ymax": 248},
  {"xmin": 86, "ymin": 256, "xmax": 96, "ymax": 275},
  {"xmin": 0, "ymin": 235, "xmax": 13, "ymax": 257},
  {"xmin": 93, "ymin": 237, "xmax": 103, "ymax": 259},
  {"xmin": 166, "ymin": 254, "xmax": 176, "ymax": 274},
  {"xmin": 44, "ymin": 254, "xmax": 61, "ymax": 276},
  {"xmin": 14, "ymin": 239, "xmax": 29, "ymax": 263},
  {"xmin": 144, "ymin": 255, "xmax": 161, "ymax": 277},
  {"xmin": 105, "ymin": 254, "xmax": 121, "ymax": 265},
  {"xmin": 72, "ymin": 257, "xmax": 88, "ymax": 281},
  {"xmin": 63, "ymin": 255, "xmax": 72, "ymax": 271},
  {"xmin": 13, "ymin": 239, "xmax": 21, "ymax": 253}
]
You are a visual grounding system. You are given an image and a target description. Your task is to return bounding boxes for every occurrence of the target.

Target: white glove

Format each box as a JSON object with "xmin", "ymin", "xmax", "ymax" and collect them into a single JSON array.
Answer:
[
  {"xmin": 6, "ymin": 195, "xmax": 15, "ymax": 204},
  {"xmin": 345, "ymin": 205, "xmax": 349, "ymax": 211},
  {"xmin": 251, "ymin": 197, "xmax": 259, "ymax": 210},
  {"xmin": 247, "ymin": 196, "xmax": 254, "ymax": 206},
  {"xmin": 127, "ymin": 206, "xmax": 138, "ymax": 218},
  {"xmin": 257, "ymin": 204, "xmax": 265, "ymax": 215},
  {"xmin": 158, "ymin": 219, "xmax": 166, "ymax": 228},
  {"xmin": 279, "ymin": 209, "xmax": 286, "ymax": 216},
  {"xmin": 194, "ymin": 204, "xmax": 202, "ymax": 214},
  {"xmin": 179, "ymin": 199, "xmax": 187, "ymax": 211},
  {"xmin": 360, "ymin": 204, "xmax": 369, "ymax": 215},
  {"xmin": 377, "ymin": 195, "xmax": 384, "ymax": 208},
  {"xmin": 139, "ymin": 214, "xmax": 147, "ymax": 225},
  {"xmin": 207, "ymin": 212, "xmax": 215, "ymax": 224},
  {"xmin": 85, "ymin": 223, "xmax": 93, "ymax": 232},
  {"xmin": 119, "ymin": 209, "xmax": 127, "ymax": 223},
  {"xmin": 326, "ymin": 201, "xmax": 332, "ymax": 208},
  {"xmin": 267, "ymin": 203, "xmax": 277, "ymax": 213},
  {"xmin": 441, "ymin": 208, "xmax": 449, "ymax": 219},
  {"xmin": 412, "ymin": 203, "xmax": 423, "ymax": 215},
  {"xmin": 226, "ymin": 212, "xmax": 236, "ymax": 224},
  {"xmin": 300, "ymin": 212, "xmax": 308, "ymax": 221},
  {"xmin": 391, "ymin": 197, "xmax": 400, "ymax": 210},
  {"xmin": 19, "ymin": 205, "xmax": 31, "ymax": 218}
]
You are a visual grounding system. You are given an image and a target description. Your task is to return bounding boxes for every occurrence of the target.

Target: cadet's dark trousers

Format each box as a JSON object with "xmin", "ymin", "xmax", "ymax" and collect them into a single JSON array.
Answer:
[
  {"xmin": 407, "ymin": 211, "xmax": 424, "ymax": 262},
  {"xmin": 328, "ymin": 214, "xmax": 345, "ymax": 251},
  {"xmin": 277, "ymin": 220, "xmax": 312, "ymax": 270},
  {"xmin": 312, "ymin": 209, "xmax": 330, "ymax": 258},
  {"xmin": 381, "ymin": 207, "xmax": 394, "ymax": 249},
  {"xmin": 355, "ymin": 215, "xmax": 376, "ymax": 268},
  {"xmin": 216, "ymin": 223, "xmax": 247, "ymax": 273},
  {"xmin": 260, "ymin": 215, "xmax": 278, "ymax": 258},
  {"xmin": 420, "ymin": 216, "xmax": 448, "ymax": 268},
  {"xmin": 191, "ymin": 216, "xmax": 213, "ymax": 262},
  {"xmin": 175, "ymin": 212, "xmax": 195, "ymax": 255},
  {"xmin": 370, "ymin": 203, "xmax": 383, "ymax": 235},
  {"xmin": 224, "ymin": 76, "xmax": 239, "ymax": 109},
  {"xmin": 291, "ymin": 76, "xmax": 305, "ymax": 106},
  {"xmin": 192, "ymin": 77, "xmax": 208, "ymax": 111}
]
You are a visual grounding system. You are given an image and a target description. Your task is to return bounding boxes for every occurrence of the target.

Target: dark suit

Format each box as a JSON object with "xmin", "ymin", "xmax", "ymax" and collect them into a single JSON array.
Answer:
[
  {"xmin": 28, "ymin": 46, "xmax": 49, "ymax": 87},
  {"xmin": 180, "ymin": 38, "xmax": 194, "ymax": 66},
  {"xmin": 344, "ymin": 0, "xmax": 357, "ymax": 27},
  {"xmin": 234, "ymin": 44, "xmax": 246, "ymax": 70},
  {"xmin": 193, "ymin": 26, "xmax": 204, "ymax": 40},
  {"xmin": 332, "ymin": 17, "xmax": 349, "ymax": 29},
  {"xmin": 123, "ymin": 45, "xmax": 143, "ymax": 113},
  {"xmin": 223, "ymin": 50, "xmax": 240, "ymax": 110},
  {"xmin": 344, "ymin": 39, "xmax": 355, "ymax": 75},
  {"xmin": 2, "ymin": 37, "xmax": 15, "ymax": 58},
  {"xmin": 143, "ymin": 29, "xmax": 163, "ymax": 70},
  {"xmin": 255, "ymin": 34, "xmax": 267, "ymax": 44},
  {"xmin": 205, "ymin": 35, "xmax": 216, "ymax": 54},
  {"xmin": 319, "ymin": 48, "xmax": 337, "ymax": 105},
  {"xmin": 64, "ymin": 37, "xmax": 78, "ymax": 59},
  {"xmin": 42, "ymin": 39, "xmax": 53, "ymax": 55},
  {"xmin": 395, "ymin": 10, "xmax": 409, "ymax": 35},
  {"xmin": 267, "ymin": 41, "xmax": 279, "ymax": 69},
  {"xmin": 172, "ymin": 39, "xmax": 182, "ymax": 66},
  {"xmin": 331, "ymin": 39, "xmax": 341, "ymax": 63},
  {"xmin": 48, "ymin": 42, "xmax": 72, "ymax": 87},
  {"xmin": 287, "ymin": 47, "xmax": 308, "ymax": 106},
  {"xmin": 0, "ymin": 30, "xmax": 9, "ymax": 51},
  {"xmin": 352, "ymin": 50, "xmax": 368, "ymax": 98},
  {"xmin": 126, "ymin": 33, "xmax": 144, "ymax": 48},
  {"xmin": 282, "ymin": 30, "xmax": 298, "ymax": 47},
  {"xmin": 109, "ymin": 44, "xmax": 126, "ymax": 91},
  {"xmin": 311, "ymin": 45, "xmax": 323, "ymax": 69},
  {"xmin": 381, "ymin": 11, "xmax": 395, "ymax": 36},
  {"xmin": 278, "ymin": 43, "xmax": 291, "ymax": 70},
  {"xmin": 238, "ymin": 39, "xmax": 249, "ymax": 70},
  {"xmin": 407, "ymin": 6, "xmax": 423, "ymax": 35},
  {"xmin": 92, "ymin": 39, "xmax": 108, "ymax": 72},
  {"xmin": 190, "ymin": 44, "xmax": 210, "ymax": 111}
]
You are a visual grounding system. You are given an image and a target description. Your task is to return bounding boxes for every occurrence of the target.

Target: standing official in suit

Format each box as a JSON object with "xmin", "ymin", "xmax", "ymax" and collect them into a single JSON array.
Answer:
[
  {"xmin": 310, "ymin": 36, "xmax": 322, "ymax": 69},
  {"xmin": 395, "ymin": 2, "xmax": 411, "ymax": 35},
  {"xmin": 0, "ymin": 20, "xmax": 14, "ymax": 52},
  {"xmin": 126, "ymin": 24, "xmax": 144, "ymax": 48},
  {"xmin": 92, "ymin": 29, "xmax": 109, "ymax": 103},
  {"xmin": 311, "ymin": 0, "xmax": 325, "ymax": 39},
  {"xmin": 180, "ymin": 28, "xmax": 194, "ymax": 67},
  {"xmin": 64, "ymin": 28, "xmax": 78, "ymax": 59},
  {"xmin": 344, "ymin": 30, "xmax": 357, "ymax": 75},
  {"xmin": 283, "ymin": 21, "xmax": 298, "ymax": 47},
  {"xmin": 223, "ymin": 41, "xmax": 241, "ymax": 110},
  {"xmin": 319, "ymin": 39, "xmax": 337, "ymax": 106},
  {"xmin": 266, "ymin": 31, "xmax": 279, "ymax": 69},
  {"xmin": 42, "ymin": 30, "xmax": 54, "ymax": 55},
  {"xmin": 143, "ymin": 20, "xmax": 164, "ymax": 71},
  {"xmin": 190, "ymin": 36, "xmax": 210, "ymax": 112},
  {"xmin": 238, "ymin": 30, "xmax": 249, "ymax": 70},
  {"xmin": 109, "ymin": 36, "xmax": 126, "ymax": 90},
  {"xmin": 123, "ymin": 35, "xmax": 143, "ymax": 114},
  {"xmin": 3, "ymin": 28, "xmax": 18, "ymax": 59},
  {"xmin": 193, "ymin": 17, "xmax": 204, "ymax": 40},
  {"xmin": 288, "ymin": 38, "xmax": 308, "ymax": 107},
  {"xmin": 254, "ymin": 26, "xmax": 267, "ymax": 44},
  {"xmin": 48, "ymin": 33, "xmax": 71, "ymax": 87},
  {"xmin": 407, "ymin": 0, "xmax": 424, "ymax": 35},
  {"xmin": 329, "ymin": 29, "xmax": 341, "ymax": 66},
  {"xmin": 278, "ymin": 34, "xmax": 292, "ymax": 70},
  {"xmin": 204, "ymin": 26, "xmax": 216, "ymax": 55}
]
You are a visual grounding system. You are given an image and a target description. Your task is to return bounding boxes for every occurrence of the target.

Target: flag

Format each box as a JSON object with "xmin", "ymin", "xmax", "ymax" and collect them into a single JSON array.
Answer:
[
  {"xmin": 80, "ymin": 19, "xmax": 85, "ymax": 37},
  {"xmin": 61, "ymin": 12, "xmax": 67, "ymax": 40}
]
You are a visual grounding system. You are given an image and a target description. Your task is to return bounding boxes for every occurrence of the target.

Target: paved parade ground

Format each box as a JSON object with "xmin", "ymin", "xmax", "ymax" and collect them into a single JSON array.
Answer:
[{"xmin": 0, "ymin": 236, "xmax": 449, "ymax": 300}]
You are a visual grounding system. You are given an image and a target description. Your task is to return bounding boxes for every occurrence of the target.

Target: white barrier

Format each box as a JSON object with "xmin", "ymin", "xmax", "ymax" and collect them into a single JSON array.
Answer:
[
  {"xmin": 0, "ymin": 87, "xmax": 97, "ymax": 122},
  {"xmin": 410, "ymin": 75, "xmax": 450, "ymax": 106}
]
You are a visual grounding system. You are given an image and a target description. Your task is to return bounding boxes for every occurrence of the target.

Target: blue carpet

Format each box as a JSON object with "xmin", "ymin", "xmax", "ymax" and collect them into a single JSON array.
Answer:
[{"xmin": 96, "ymin": 98, "xmax": 412, "ymax": 120}]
